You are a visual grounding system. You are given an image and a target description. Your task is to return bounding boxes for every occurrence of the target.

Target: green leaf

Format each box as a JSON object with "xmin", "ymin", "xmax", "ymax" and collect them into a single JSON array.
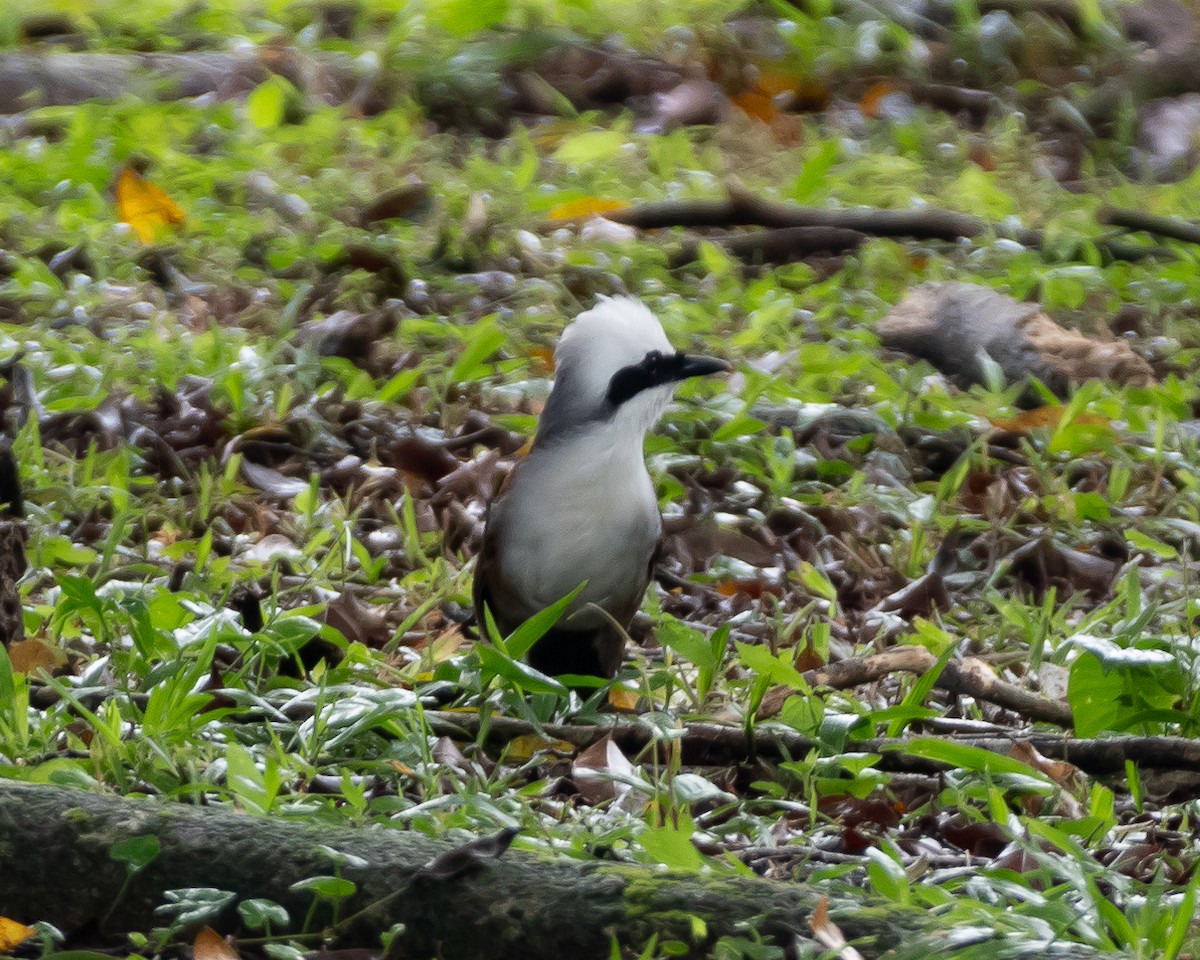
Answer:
[
  {"xmin": 1068, "ymin": 650, "xmax": 1181, "ymax": 737},
  {"xmin": 1125, "ymin": 529, "xmax": 1178, "ymax": 559},
  {"xmin": 237, "ymin": 899, "xmax": 290, "ymax": 931},
  {"xmin": 640, "ymin": 821, "xmax": 704, "ymax": 873},
  {"xmin": 736, "ymin": 642, "xmax": 809, "ymax": 690},
  {"xmin": 246, "ymin": 77, "xmax": 290, "ymax": 129},
  {"xmin": 450, "ymin": 317, "xmax": 506, "ymax": 383},
  {"xmin": 288, "ymin": 875, "xmax": 357, "ymax": 900},
  {"xmin": 797, "ymin": 562, "xmax": 837, "ymax": 602},
  {"xmin": 505, "ymin": 582, "xmax": 587, "ymax": 659},
  {"xmin": 897, "ymin": 738, "xmax": 1050, "ymax": 780},
  {"xmin": 475, "ymin": 643, "xmax": 568, "ymax": 696},
  {"xmin": 110, "ymin": 835, "xmax": 160, "ymax": 873},
  {"xmin": 427, "ymin": 0, "xmax": 508, "ymax": 35},
  {"xmin": 865, "ymin": 848, "xmax": 909, "ymax": 903},
  {"xmin": 552, "ymin": 130, "xmax": 624, "ymax": 167}
]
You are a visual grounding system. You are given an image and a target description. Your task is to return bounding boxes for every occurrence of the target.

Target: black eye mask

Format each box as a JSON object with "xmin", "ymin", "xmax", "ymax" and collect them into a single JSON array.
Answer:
[{"xmin": 606, "ymin": 349, "xmax": 729, "ymax": 407}]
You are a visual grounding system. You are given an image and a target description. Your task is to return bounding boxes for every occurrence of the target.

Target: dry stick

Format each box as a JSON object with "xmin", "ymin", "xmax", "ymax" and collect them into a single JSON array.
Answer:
[
  {"xmin": 605, "ymin": 185, "xmax": 1175, "ymax": 263},
  {"xmin": 423, "ymin": 710, "xmax": 1200, "ymax": 777},
  {"xmin": 759, "ymin": 646, "xmax": 1075, "ymax": 728},
  {"xmin": 1098, "ymin": 206, "xmax": 1200, "ymax": 246},
  {"xmin": 672, "ymin": 226, "xmax": 866, "ymax": 266}
]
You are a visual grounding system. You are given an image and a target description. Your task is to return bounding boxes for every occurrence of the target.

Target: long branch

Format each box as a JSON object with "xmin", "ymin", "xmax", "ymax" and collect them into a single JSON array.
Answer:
[
  {"xmin": 606, "ymin": 185, "xmax": 1174, "ymax": 262},
  {"xmin": 760, "ymin": 646, "xmax": 1075, "ymax": 727},
  {"xmin": 424, "ymin": 711, "xmax": 1200, "ymax": 776}
]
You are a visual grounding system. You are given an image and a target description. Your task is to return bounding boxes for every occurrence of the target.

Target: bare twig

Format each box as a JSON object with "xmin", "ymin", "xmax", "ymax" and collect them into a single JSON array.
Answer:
[
  {"xmin": 1099, "ymin": 206, "xmax": 1200, "ymax": 246},
  {"xmin": 606, "ymin": 185, "xmax": 1175, "ymax": 263},
  {"xmin": 759, "ymin": 646, "xmax": 1075, "ymax": 728},
  {"xmin": 672, "ymin": 226, "xmax": 865, "ymax": 266}
]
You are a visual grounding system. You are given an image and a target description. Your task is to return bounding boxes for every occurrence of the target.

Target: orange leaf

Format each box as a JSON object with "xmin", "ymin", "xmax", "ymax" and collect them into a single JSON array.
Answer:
[
  {"xmin": 529, "ymin": 345, "xmax": 556, "ymax": 374},
  {"xmin": 193, "ymin": 927, "xmax": 240, "ymax": 960},
  {"xmin": 607, "ymin": 685, "xmax": 639, "ymax": 711},
  {"xmin": 859, "ymin": 80, "xmax": 899, "ymax": 119},
  {"xmin": 0, "ymin": 918, "xmax": 35, "ymax": 954},
  {"xmin": 546, "ymin": 197, "xmax": 627, "ymax": 222},
  {"xmin": 755, "ymin": 71, "xmax": 800, "ymax": 98},
  {"xmin": 732, "ymin": 89, "xmax": 778, "ymax": 124},
  {"xmin": 116, "ymin": 165, "xmax": 185, "ymax": 244},
  {"xmin": 989, "ymin": 406, "xmax": 1110, "ymax": 433}
]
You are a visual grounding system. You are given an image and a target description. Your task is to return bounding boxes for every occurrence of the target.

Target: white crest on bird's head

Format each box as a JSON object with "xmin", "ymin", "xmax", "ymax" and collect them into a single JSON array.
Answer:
[
  {"xmin": 556, "ymin": 296, "xmax": 672, "ymax": 392},
  {"xmin": 537, "ymin": 296, "xmax": 677, "ymax": 444}
]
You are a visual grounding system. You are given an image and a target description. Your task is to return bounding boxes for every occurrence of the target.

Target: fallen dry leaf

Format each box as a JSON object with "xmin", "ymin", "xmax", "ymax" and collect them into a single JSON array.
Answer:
[
  {"xmin": 607, "ymin": 685, "xmax": 639, "ymax": 711},
  {"xmin": 547, "ymin": 197, "xmax": 628, "ymax": 222},
  {"xmin": 194, "ymin": 928, "xmax": 240, "ymax": 960},
  {"xmin": 1010, "ymin": 741, "xmax": 1084, "ymax": 790},
  {"xmin": 0, "ymin": 917, "xmax": 34, "ymax": 954},
  {"xmin": 322, "ymin": 592, "xmax": 391, "ymax": 648},
  {"xmin": 7, "ymin": 637, "xmax": 66, "ymax": 677},
  {"xmin": 989, "ymin": 406, "xmax": 1111, "ymax": 433},
  {"xmin": 116, "ymin": 164, "xmax": 186, "ymax": 244},
  {"xmin": 808, "ymin": 896, "xmax": 865, "ymax": 960},
  {"xmin": 573, "ymin": 735, "xmax": 639, "ymax": 807},
  {"xmin": 506, "ymin": 733, "xmax": 576, "ymax": 763}
]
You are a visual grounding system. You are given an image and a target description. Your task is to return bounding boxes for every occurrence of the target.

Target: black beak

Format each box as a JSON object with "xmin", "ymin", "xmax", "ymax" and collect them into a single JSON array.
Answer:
[{"xmin": 674, "ymin": 354, "xmax": 730, "ymax": 380}]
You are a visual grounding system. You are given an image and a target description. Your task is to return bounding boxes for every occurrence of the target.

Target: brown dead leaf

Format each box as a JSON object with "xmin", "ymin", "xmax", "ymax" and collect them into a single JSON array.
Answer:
[
  {"xmin": 8, "ymin": 637, "xmax": 65, "ymax": 677},
  {"xmin": 359, "ymin": 181, "xmax": 431, "ymax": 226},
  {"xmin": 989, "ymin": 406, "xmax": 1110, "ymax": 433},
  {"xmin": 194, "ymin": 927, "xmax": 240, "ymax": 960},
  {"xmin": 240, "ymin": 461, "xmax": 310, "ymax": 499},
  {"xmin": 859, "ymin": 80, "xmax": 899, "ymax": 119},
  {"xmin": 808, "ymin": 896, "xmax": 865, "ymax": 960},
  {"xmin": 529, "ymin": 345, "xmax": 556, "ymax": 373},
  {"xmin": 731, "ymin": 88, "xmax": 777, "ymax": 124},
  {"xmin": 432, "ymin": 736, "xmax": 471, "ymax": 775},
  {"xmin": 323, "ymin": 592, "xmax": 391, "ymax": 648},
  {"xmin": 1006, "ymin": 537, "xmax": 1118, "ymax": 599},
  {"xmin": 1010, "ymin": 741, "xmax": 1084, "ymax": 790},
  {"xmin": 793, "ymin": 641, "xmax": 825, "ymax": 673},
  {"xmin": 875, "ymin": 570, "xmax": 950, "ymax": 618},
  {"xmin": 573, "ymin": 735, "xmax": 638, "ymax": 807}
]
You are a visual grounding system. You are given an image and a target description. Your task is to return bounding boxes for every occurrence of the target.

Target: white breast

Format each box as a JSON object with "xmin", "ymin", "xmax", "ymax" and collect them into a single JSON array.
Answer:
[{"xmin": 490, "ymin": 422, "xmax": 661, "ymax": 627}]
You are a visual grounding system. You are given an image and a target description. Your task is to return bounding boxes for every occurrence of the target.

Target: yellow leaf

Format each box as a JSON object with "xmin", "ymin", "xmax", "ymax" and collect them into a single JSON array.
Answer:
[
  {"xmin": 506, "ymin": 734, "xmax": 576, "ymax": 763},
  {"xmin": 116, "ymin": 165, "xmax": 186, "ymax": 244},
  {"xmin": 546, "ymin": 198, "xmax": 627, "ymax": 222},
  {"xmin": 193, "ymin": 927, "xmax": 240, "ymax": 960},
  {"xmin": 0, "ymin": 918, "xmax": 34, "ymax": 954}
]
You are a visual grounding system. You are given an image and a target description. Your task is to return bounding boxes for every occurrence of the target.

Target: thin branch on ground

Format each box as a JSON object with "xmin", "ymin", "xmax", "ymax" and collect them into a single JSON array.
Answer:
[{"xmin": 758, "ymin": 646, "xmax": 1075, "ymax": 728}]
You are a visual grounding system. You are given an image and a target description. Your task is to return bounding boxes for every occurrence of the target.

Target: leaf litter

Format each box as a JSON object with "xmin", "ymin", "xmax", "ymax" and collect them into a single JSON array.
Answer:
[{"xmin": 3, "ymin": 1, "xmax": 1200, "ymax": 956}]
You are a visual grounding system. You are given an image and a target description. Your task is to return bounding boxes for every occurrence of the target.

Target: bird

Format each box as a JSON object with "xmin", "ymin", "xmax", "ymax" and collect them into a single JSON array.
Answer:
[{"xmin": 473, "ymin": 297, "xmax": 728, "ymax": 680}]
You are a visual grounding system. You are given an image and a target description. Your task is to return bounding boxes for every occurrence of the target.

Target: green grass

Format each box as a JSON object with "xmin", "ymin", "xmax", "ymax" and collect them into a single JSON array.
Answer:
[{"xmin": 2, "ymin": 0, "xmax": 1200, "ymax": 956}]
